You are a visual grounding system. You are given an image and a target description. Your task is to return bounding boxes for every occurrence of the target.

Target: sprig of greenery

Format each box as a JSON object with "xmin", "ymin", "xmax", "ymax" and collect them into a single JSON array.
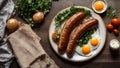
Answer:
[
  {"xmin": 107, "ymin": 6, "xmax": 118, "ymax": 18},
  {"xmin": 54, "ymin": 6, "xmax": 92, "ymax": 38},
  {"xmin": 16, "ymin": 0, "xmax": 52, "ymax": 27},
  {"xmin": 77, "ymin": 29, "xmax": 95, "ymax": 47}
]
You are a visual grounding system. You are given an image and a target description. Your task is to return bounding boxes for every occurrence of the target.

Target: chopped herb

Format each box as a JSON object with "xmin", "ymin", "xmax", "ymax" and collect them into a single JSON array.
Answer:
[
  {"xmin": 55, "ymin": 6, "xmax": 92, "ymax": 38},
  {"xmin": 16, "ymin": 0, "xmax": 52, "ymax": 27},
  {"xmin": 77, "ymin": 29, "xmax": 95, "ymax": 47},
  {"xmin": 107, "ymin": 6, "xmax": 118, "ymax": 18}
]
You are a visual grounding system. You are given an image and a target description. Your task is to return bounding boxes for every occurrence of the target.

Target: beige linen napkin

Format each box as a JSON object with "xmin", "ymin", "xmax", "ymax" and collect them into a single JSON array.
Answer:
[{"xmin": 8, "ymin": 24, "xmax": 59, "ymax": 68}]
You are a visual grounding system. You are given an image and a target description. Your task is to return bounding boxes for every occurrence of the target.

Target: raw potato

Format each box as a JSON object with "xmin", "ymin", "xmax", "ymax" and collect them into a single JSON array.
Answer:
[
  {"xmin": 6, "ymin": 18, "xmax": 19, "ymax": 33},
  {"xmin": 33, "ymin": 12, "xmax": 44, "ymax": 23}
]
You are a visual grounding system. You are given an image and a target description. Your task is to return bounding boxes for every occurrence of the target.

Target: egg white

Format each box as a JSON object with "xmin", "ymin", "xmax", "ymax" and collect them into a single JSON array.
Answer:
[
  {"xmin": 75, "ymin": 29, "xmax": 100, "ymax": 57},
  {"xmin": 75, "ymin": 45, "xmax": 93, "ymax": 57},
  {"xmin": 89, "ymin": 33, "xmax": 100, "ymax": 51}
]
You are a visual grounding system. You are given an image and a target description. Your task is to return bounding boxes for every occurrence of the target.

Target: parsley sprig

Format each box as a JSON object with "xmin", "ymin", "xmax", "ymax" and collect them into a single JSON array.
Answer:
[
  {"xmin": 16, "ymin": 0, "xmax": 52, "ymax": 27},
  {"xmin": 54, "ymin": 6, "xmax": 92, "ymax": 38}
]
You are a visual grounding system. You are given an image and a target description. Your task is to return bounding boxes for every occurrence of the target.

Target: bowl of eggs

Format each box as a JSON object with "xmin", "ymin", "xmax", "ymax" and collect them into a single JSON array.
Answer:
[{"xmin": 92, "ymin": 0, "xmax": 108, "ymax": 13}]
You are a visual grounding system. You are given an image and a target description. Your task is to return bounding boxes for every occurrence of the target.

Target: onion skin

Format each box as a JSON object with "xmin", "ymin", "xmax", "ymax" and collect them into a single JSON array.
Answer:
[
  {"xmin": 33, "ymin": 12, "xmax": 44, "ymax": 23},
  {"xmin": 6, "ymin": 18, "xmax": 19, "ymax": 33}
]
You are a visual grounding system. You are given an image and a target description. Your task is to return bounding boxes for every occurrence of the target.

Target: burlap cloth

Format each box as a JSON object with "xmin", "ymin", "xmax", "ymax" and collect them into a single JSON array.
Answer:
[{"xmin": 8, "ymin": 24, "xmax": 59, "ymax": 68}]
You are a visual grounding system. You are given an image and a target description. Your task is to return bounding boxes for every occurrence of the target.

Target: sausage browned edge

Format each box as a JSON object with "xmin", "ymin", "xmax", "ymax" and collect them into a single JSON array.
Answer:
[
  {"xmin": 66, "ymin": 18, "xmax": 98, "ymax": 58},
  {"xmin": 58, "ymin": 12, "xmax": 85, "ymax": 54}
]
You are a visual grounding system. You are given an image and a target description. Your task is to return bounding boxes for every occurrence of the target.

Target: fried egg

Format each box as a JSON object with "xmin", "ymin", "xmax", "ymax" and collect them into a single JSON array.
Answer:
[
  {"xmin": 76, "ymin": 45, "xmax": 93, "ymax": 57},
  {"xmin": 89, "ymin": 31, "xmax": 100, "ymax": 51},
  {"xmin": 75, "ymin": 30, "xmax": 100, "ymax": 57},
  {"xmin": 94, "ymin": 1, "xmax": 105, "ymax": 11}
]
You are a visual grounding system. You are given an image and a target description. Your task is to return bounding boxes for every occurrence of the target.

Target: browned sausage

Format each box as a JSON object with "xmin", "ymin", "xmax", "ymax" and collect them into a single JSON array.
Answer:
[
  {"xmin": 66, "ymin": 18, "xmax": 98, "ymax": 58},
  {"xmin": 58, "ymin": 12, "xmax": 85, "ymax": 54}
]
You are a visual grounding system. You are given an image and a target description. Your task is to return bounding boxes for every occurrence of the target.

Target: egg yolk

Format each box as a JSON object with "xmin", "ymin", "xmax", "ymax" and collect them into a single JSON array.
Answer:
[
  {"xmin": 82, "ymin": 45, "xmax": 91, "ymax": 54},
  {"xmin": 94, "ymin": 1, "xmax": 104, "ymax": 11},
  {"xmin": 90, "ymin": 38, "xmax": 99, "ymax": 46}
]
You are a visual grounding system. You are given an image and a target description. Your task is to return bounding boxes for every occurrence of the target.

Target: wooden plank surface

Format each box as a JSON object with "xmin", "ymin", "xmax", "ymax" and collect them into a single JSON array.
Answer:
[{"xmin": 10, "ymin": 0, "xmax": 120, "ymax": 68}]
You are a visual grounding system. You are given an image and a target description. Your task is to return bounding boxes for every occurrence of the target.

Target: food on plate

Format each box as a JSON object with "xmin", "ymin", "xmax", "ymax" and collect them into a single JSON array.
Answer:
[
  {"xmin": 106, "ymin": 23, "xmax": 114, "ymax": 31},
  {"xmin": 58, "ymin": 12, "xmax": 85, "ymax": 54},
  {"xmin": 52, "ymin": 30, "xmax": 59, "ymax": 43},
  {"xmin": 75, "ymin": 29, "xmax": 100, "ymax": 56},
  {"xmin": 49, "ymin": 6, "xmax": 106, "ymax": 61},
  {"xmin": 16, "ymin": 0, "xmax": 52, "ymax": 27},
  {"xmin": 33, "ymin": 12, "xmax": 44, "ymax": 23},
  {"xmin": 113, "ymin": 29, "xmax": 119, "ymax": 36},
  {"xmin": 76, "ymin": 45, "xmax": 92, "ymax": 57},
  {"xmin": 76, "ymin": 34, "xmax": 100, "ymax": 57},
  {"xmin": 66, "ymin": 18, "xmax": 98, "ymax": 58},
  {"xmin": 82, "ymin": 45, "xmax": 91, "ymax": 54},
  {"xmin": 111, "ymin": 18, "xmax": 120, "ymax": 27},
  {"xmin": 54, "ymin": 6, "xmax": 91, "ymax": 39},
  {"xmin": 90, "ymin": 35, "xmax": 100, "ymax": 50},
  {"xmin": 6, "ymin": 18, "xmax": 19, "ymax": 33},
  {"xmin": 77, "ymin": 29, "xmax": 95, "ymax": 47},
  {"xmin": 76, "ymin": 45, "xmax": 92, "ymax": 56},
  {"xmin": 90, "ymin": 37, "xmax": 99, "ymax": 46},
  {"xmin": 94, "ymin": 1, "xmax": 105, "ymax": 11}
]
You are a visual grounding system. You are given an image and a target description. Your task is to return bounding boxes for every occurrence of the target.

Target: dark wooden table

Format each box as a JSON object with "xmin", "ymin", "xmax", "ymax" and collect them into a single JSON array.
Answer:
[{"xmin": 10, "ymin": 0, "xmax": 120, "ymax": 68}]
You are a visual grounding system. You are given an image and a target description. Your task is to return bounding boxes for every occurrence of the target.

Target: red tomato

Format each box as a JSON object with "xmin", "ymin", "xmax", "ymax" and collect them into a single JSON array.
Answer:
[
  {"xmin": 111, "ymin": 18, "xmax": 120, "ymax": 26},
  {"xmin": 106, "ymin": 23, "xmax": 114, "ymax": 31},
  {"xmin": 113, "ymin": 29, "xmax": 119, "ymax": 35}
]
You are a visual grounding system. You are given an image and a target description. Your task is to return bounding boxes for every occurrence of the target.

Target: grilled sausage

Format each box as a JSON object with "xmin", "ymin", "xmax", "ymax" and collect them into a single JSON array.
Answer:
[
  {"xmin": 58, "ymin": 12, "xmax": 85, "ymax": 54},
  {"xmin": 66, "ymin": 18, "xmax": 98, "ymax": 58}
]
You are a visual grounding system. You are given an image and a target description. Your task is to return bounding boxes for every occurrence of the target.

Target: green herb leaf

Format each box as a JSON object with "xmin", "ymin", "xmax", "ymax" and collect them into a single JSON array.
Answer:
[
  {"xmin": 54, "ymin": 6, "xmax": 92, "ymax": 38},
  {"xmin": 107, "ymin": 6, "xmax": 118, "ymax": 18},
  {"xmin": 16, "ymin": 0, "xmax": 52, "ymax": 27},
  {"xmin": 77, "ymin": 29, "xmax": 95, "ymax": 47}
]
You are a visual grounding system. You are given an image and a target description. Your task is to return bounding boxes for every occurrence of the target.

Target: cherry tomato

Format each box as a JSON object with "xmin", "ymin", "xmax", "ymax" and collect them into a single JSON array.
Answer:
[
  {"xmin": 106, "ymin": 23, "xmax": 114, "ymax": 31},
  {"xmin": 111, "ymin": 18, "xmax": 120, "ymax": 27},
  {"xmin": 113, "ymin": 29, "xmax": 119, "ymax": 36}
]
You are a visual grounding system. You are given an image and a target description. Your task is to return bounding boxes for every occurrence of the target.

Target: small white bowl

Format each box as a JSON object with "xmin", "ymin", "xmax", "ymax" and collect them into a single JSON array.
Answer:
[
  {"xmin": 110, "ymin": 39, "xmax": 120, "ymax": 51},
  {"xmin": 92, "ymin": 0, "xmax": 108, "ymax": 14}
]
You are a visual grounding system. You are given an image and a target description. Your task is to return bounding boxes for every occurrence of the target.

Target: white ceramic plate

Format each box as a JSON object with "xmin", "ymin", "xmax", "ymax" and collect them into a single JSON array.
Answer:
[{"xmin": 49, "ymin": 6, "xmax": 106, "ymax": 62}]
